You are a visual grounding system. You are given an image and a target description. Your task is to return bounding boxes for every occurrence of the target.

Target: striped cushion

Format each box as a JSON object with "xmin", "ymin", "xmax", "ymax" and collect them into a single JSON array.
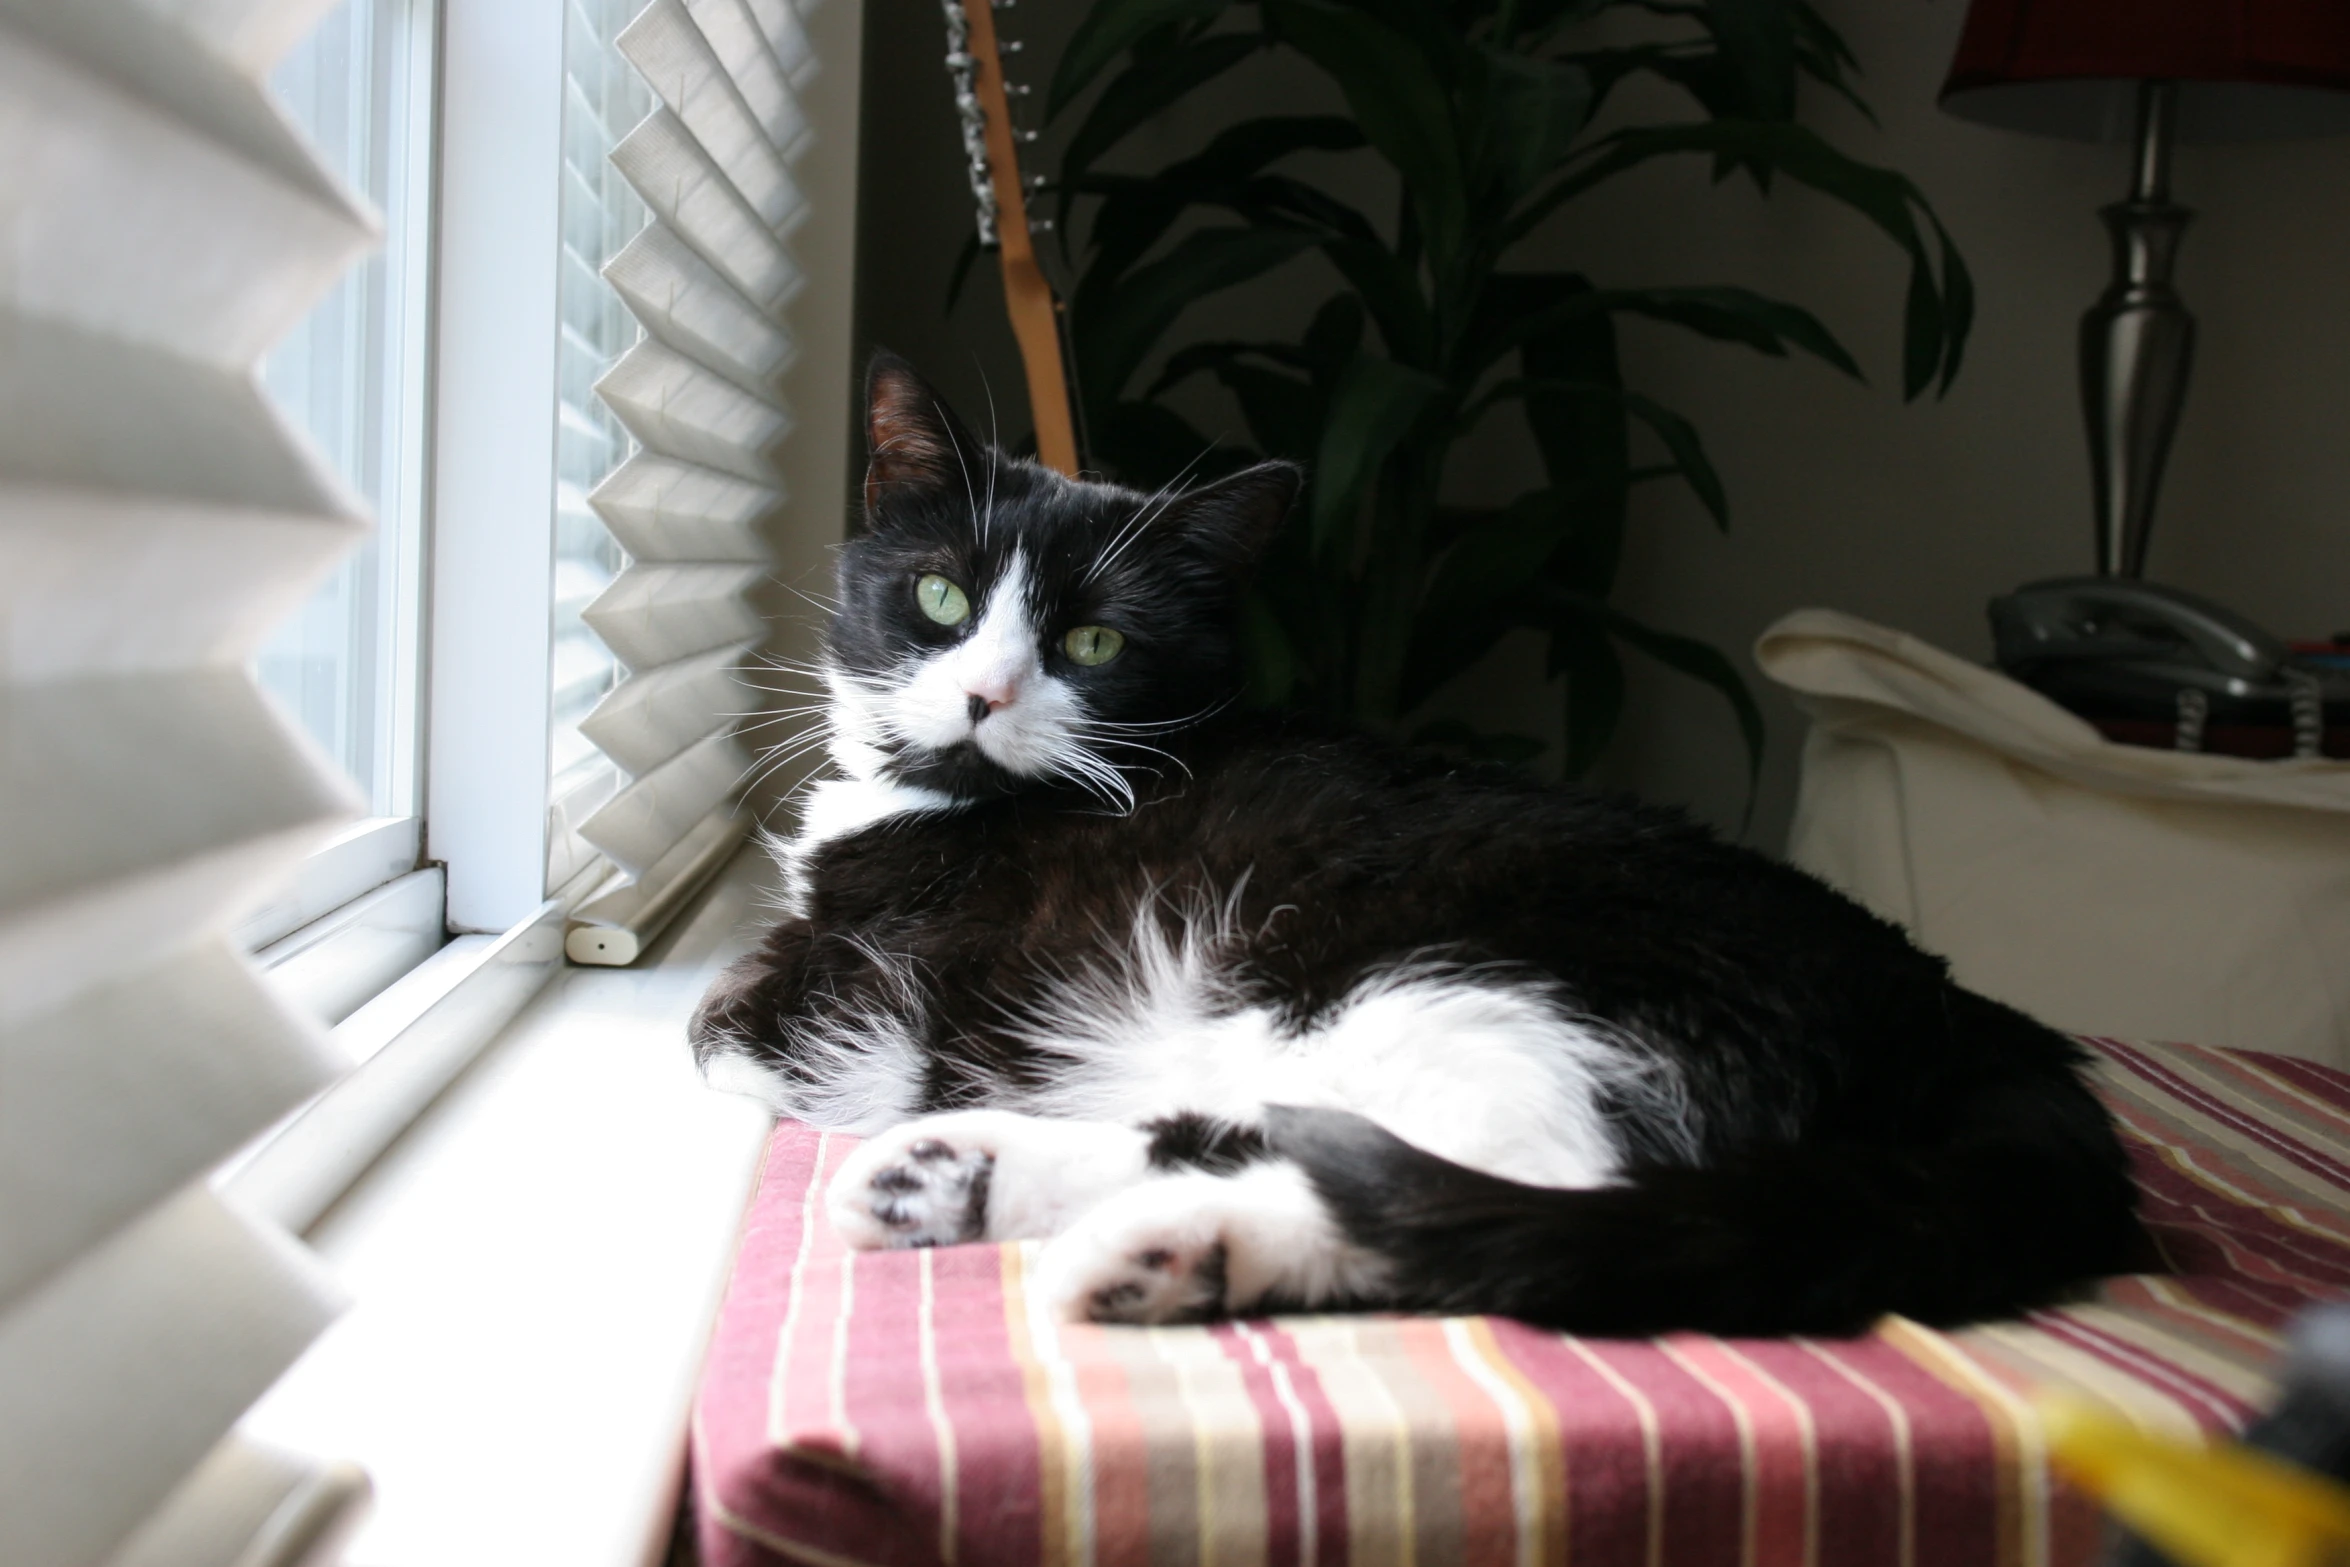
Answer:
[{"xmin": 692, "ymin": 1039, "xmax": 2350, "ymax": 1566}]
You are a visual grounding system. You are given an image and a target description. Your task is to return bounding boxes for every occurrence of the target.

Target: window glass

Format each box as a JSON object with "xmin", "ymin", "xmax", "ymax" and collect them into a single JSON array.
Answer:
[
  {"xmin": 258, "ymin": 0, "xmax": 430, "ymax": 819},
  {"xmin": 547, "ymin": 0, "xmax": 654, "ymax": 890}
]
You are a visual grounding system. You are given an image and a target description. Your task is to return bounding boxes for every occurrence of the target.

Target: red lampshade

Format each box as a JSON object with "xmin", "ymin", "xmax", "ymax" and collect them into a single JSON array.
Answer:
[{"xmin": 1943, "ymin": 0, "xmax": 2350, "ymax": 142}]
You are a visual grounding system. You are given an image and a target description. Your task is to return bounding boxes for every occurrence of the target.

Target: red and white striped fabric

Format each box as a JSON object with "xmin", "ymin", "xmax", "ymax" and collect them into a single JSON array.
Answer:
[{"xmin": 692, "ymin": 1038, "xmax": 2350, "ymax": 1567}]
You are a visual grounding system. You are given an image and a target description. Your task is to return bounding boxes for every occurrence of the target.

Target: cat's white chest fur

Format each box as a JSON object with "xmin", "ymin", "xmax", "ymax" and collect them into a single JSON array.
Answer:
[
  {"xmin": 771, "ymin": 775, "xmax": 963, "ymax": 916},
  {"xmin": 799, "ymin": 775, "xmax": 962, "ymax": 846}
]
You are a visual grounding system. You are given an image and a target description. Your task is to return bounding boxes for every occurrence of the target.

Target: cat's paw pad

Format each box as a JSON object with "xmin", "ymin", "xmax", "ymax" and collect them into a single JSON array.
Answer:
[
  {"xmin": 1035, "ymin": 1193, "xmax": 1232, "ymax": 1325},
  {"xmin": 828, "ymin": 1124, "xmax": 994, "ymax": 1250}
]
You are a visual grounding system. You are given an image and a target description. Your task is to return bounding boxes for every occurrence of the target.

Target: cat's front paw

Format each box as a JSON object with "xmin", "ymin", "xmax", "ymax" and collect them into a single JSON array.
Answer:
[
  {"xmin": 1033, "ymin": 1163, "xmax": 1390, "ymax": 1325},
  {"xmin": 828, "ymin": 1119, "xmax": 996, "ymax": 1249},
  {"xmin": 1034, "ymin": 1184, "xmax": 1233, "ymax": 1324},
  {"xmin": 827, "ymin": 1110, "xmax": 1154, "ymax": 1251}
]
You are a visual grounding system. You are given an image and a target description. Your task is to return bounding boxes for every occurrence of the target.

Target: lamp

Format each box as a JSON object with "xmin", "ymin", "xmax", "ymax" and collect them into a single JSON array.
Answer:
[{"xmin": 1941, "ymin": 0, "xmax": 2350, "ymax": 579}]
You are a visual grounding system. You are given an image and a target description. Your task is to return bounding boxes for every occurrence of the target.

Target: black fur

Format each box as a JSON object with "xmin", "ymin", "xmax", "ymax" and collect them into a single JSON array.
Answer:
[
  {"xmin": 695, "ymin": 355, "xmax": 2151, "ymax": 1335},
  {"xmin": 1144, "ymin": 1113, "xmax": 1273, "ymax": 1175}
]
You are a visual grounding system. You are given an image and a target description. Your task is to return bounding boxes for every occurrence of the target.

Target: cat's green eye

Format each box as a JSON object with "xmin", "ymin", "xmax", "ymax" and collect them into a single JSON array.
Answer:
[
  {"xmin": 1063, "ymin": 625, "xmax": 1125, "ymax": 667},
  {"xmin": 915, "ymin": 573, "xmax": 970, "ymax": 627}
]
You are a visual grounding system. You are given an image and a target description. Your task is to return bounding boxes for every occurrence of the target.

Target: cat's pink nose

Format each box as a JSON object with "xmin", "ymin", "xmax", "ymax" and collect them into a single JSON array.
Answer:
[{"xmin": 964, "ymin": 678, "xmax": 1018, "ymax": 720}]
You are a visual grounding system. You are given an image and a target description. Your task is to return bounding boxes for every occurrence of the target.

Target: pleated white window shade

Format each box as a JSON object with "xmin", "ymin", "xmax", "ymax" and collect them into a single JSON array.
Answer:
[
  {"xmin": 562, "ymin": 0, "xmax": 818, "ymax": 963},
  {"xmin": 0, "ymin": 2, "xmax": 380, "ymax": 1563},
  {"xmin": 546, "ymin": 0, "xmax": 649, "ymax": 896}
]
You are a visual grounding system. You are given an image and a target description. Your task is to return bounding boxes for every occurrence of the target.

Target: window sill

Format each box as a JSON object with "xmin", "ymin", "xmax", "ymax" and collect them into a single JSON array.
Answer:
[
  {"xmin": 237, "ymin": 817, "xmax": 426, "ymax": 953},
  {"xmin": 235, "ymin": 847, "xmax": 774, "ymax": 1567}
]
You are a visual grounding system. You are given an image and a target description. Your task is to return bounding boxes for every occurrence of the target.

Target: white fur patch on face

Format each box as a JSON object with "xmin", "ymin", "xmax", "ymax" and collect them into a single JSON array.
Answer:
[
  {"xmin": 830, "ymin": 551, "xmax": 1116, "ymax": 800},
  {"xmin": 822, "ymin": 665, "xmax": 902, "ymax": 785}
]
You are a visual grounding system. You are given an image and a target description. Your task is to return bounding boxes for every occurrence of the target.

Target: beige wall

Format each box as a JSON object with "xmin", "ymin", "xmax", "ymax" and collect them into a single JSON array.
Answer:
[{"xmin": 855, "ymin": 0, "xmax": 2350, "ymax": 850}]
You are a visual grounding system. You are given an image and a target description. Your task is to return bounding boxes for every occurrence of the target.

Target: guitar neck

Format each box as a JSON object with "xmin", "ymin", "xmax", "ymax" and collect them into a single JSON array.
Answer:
[{"xmin": 951, "ymin": 0, "xmax": 1079, "ymax": 476}]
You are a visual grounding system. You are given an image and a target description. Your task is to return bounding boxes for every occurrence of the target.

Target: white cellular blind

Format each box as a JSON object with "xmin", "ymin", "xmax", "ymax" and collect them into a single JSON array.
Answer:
[
  {"xmin": 566, "ymin": 0, "xmax": 814, "ymax": 950},
  {"xmin": 547, "ymin": 0, "xmax": 650, "ymax": 895},
  {"xmin": 0, "ymin": 1, "xmax": 378, "ymax": 1563}
]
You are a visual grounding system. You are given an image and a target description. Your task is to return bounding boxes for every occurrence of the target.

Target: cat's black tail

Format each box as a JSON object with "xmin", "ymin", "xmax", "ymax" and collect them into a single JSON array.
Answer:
[{"xmin": 1265, "ymin": 1056, "xmax": 2155, "ymax": 1336}]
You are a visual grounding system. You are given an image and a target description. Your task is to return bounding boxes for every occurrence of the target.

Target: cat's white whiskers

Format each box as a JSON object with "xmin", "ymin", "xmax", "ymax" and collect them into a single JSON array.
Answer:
[
  {"xmin": 976, "ymin": 370, "xmax": 1005, "ymax": 546},
  {"xmin": 1069, "ymin": 695, "xmax": 1234, "ymax": 737},
  {"xmin": 741, "ymin": 727, "xmax": 838, "ymax": 792},
  {"xmin": 741, "ymin": 652, "xmax": 837, "ymax": 680},
  {"xmin": 1068, "ymin": 730, "xmax": 1191, "ymax": 779},
  {"xmin": 776, "ymin": 580, "xmax": 842, "ymax": 615},
  {"xmin": 732, "ymin": 708, "xmax": 835, "ymax": 734},
  {"xmin": 1082, "ymin": 449, "xmax": 1211, "ymax": 586},
  {"xmin": 936, "ymin": 402, "xmax": 986, "ymax": 543},
  {"xmin": 1042, "ymin": 737, "xmax": 1137, "ymax": 814}
]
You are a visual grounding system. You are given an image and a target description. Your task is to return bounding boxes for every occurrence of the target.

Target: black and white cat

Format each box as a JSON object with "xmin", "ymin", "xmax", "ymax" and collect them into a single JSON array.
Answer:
[{"xmin": 692, "ymin": 354, "xmax": 2150, "ymax": 1332}]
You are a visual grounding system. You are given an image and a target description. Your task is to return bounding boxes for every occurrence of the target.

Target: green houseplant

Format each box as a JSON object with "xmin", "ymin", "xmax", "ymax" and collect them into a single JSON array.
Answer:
[{"xmin": 1036, "ymin": 0, "xmax": 1972, "ymax": 791}]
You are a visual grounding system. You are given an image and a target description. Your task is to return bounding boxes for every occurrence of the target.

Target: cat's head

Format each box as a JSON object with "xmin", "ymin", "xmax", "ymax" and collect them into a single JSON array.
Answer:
[{"xmin": 818, "ymin": 353, "xmax": 1299, "ymax": 806}]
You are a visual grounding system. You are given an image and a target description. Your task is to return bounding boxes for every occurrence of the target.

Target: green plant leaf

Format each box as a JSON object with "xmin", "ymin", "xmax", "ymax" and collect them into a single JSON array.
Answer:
[
  {"xmin": 1615, "ymin": 618, "xmax": 1765, "ymax": 822},
  {"xmin": 1321, "ymin": 237, "xmax": 1435, "ymax": 365},
  {"xmin": 1546, "ymin": 588, "xmax": 1765, "ymax": 817},
  {"xmin": 1054, "ymin": 35, "xmax": 1263, "ymax": 232},
  {"xmin": 1901, "ymin": 241, "xmax": 1939, "ymax": 407},
  {"xmin": 1398, "ymin": 489, "xmax": 1568, "ymax": 710},
  {"xmin": 1463, "ymin": 268, "xmax": 1588, "ymax": 384},
  {"xmin": 1503, "ymin": 274, "xmax": 1632, "ymax": 598},
  {"xmin": 1601, "ymin": 286, "xmax": 1861, "ymax": 379},
  {"xmin": 1475, "ymin": 379, "xmax": 1726, "ymax": 531},
  {"xmin": 1237, "ymin": 173, "xmax": 1386, "ymax": 242},
  {"xmin": 1421, "ymin": 488, "xmax": 1572, "ymax": 625},
  {"xmin": 1249, "ymin": 509, "xmax": 1350, "ymax": 715},
  {"xmin": 1076, "ymin": 225, "xmax": 1320, "ymax": 403},
  {"xmin": 1264, "ymin": 0, "xmax": 1468, "ymax": 269},
  {"xmin": 1300, "ymin": 293, "xmax": 1366, "ymax": 374},
  {"xmin": 1514, "ymin": 0, "xmax": 1624, "ymax": 44},
  {"xmin": 1517, "ymin": 120, "xmax": 1968, "ymax": 396},
  {"xmin": 1791, "ymin": 2, "xmax": 1877, "ymax": 126},
  {"xmin": 1086, "ymin": 399, "xmax": 1223, "ymax": 485},
  {"xmin": 1072, "ymin": 117, "xmax": 1372, "ymax": 284},
  {"xmin": 1240, "ymin": 589, "xmax": 1299, "ymax": 706},
  {"xmin": 1190, "ymin": 114, "xmax": 1371, "ymax": 172},
  {"xmin": 1146, "ymin": 338, "xmax": 1316, "ymax": 398},
  {"xmin": 1468, "ymin": 48, "xmax": 1593, "ymax": 211},
  {"xmin": 1619, "ymin": 392, "xmax": 1727, "ymax": 530},
  {"xmin": 1465, "ymin": 283, "xmax": 1861, "ymax": 382},
  {"xmin": 1934, "ymin": 219, "xmax": 1975, "ymax": 394},
  {"xmin": 1217, "ymin": 360, "xmax": 1322, "ymax": 458},
  {"xmin": 1309, "ymin": 354, "xmax": 1445, "ymax": 554},
  {"xmin": 1702, "ymin": 0, "xmax": 1797, "ymax": 121},
  {"xmin": 1330, "ymin": 0, "xmax": 1468, "ymax": 76},
  {"xmin": 1050, "ymin": 0, "xmax": 1231, "ymax": 117},
  {"xmin": 1550, "ymin": 620, "xmax": 1626, "ymax": 778}
]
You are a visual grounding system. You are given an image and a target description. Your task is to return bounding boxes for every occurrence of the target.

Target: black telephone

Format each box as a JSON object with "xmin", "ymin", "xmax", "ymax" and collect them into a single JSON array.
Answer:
[{"xmin": 1988, "ymin": 577, "xmax": 2346, "ymax": 756}]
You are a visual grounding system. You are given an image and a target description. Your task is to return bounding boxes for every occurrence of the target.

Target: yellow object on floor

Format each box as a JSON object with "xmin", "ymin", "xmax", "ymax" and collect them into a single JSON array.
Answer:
[{"xmin": 2041, "ymin": 1395, "xmax": 2350, "ymax": 1567}]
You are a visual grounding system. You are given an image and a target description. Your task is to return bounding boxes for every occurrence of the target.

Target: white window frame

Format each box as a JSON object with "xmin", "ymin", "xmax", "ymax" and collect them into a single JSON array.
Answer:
[
  {"xmin": 232, "ymin": 0, "xmax": 666, "ymax": 1228},
  {"xmin": 424, "ymin": 0, "xmax": 573, "ymax": 935},
  {"xmin": 231, "ymin": 0, "xmax": 595, "ymax": 1234},
  {"xmin": 247, "ymin": 0, "xmax": 441, "ymax": 953}
]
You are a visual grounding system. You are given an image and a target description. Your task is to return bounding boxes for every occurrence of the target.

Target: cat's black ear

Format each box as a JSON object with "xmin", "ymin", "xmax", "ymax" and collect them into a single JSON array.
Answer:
[
  {"xmin": 864, "ymin": 351, "xmax": 980, "ymax": 514},
  {"xmin": 1160, "ymin": 460, "xmax": 1302, "ymax": 577}
]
